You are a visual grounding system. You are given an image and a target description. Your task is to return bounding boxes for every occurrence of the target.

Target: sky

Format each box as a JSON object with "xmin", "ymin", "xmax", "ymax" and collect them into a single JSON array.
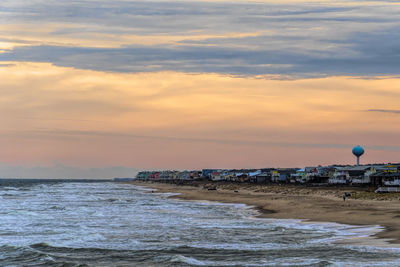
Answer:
[{"xmin": 0, "ymin": 0, "xmax": 399, "ymax": 178}]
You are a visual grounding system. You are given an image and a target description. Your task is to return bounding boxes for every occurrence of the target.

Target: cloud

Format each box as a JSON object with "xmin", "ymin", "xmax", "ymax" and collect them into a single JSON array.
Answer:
[
  {"xmin": 1, "ymin": 0, "xmax": 400, "ymax": 77},
  {"xmin": 367, "ymin": 109, "xmax": 400, "ymax": 114},
  {"xmin": 1, "ymin": 62, "xmax": 400, "ymax": 169},
  {"xmin": 2, "ymin": 27, "xmax": 400, "ymax": 77},
  {"xmin": 21, "ymin": 128, "xmax": 400, "ymax": 151}
]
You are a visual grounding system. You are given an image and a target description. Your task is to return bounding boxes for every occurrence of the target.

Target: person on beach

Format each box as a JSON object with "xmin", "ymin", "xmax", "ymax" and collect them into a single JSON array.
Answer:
[{"xmin": 343, "ymin": 194, "xmax": 346, "ymax": 201}]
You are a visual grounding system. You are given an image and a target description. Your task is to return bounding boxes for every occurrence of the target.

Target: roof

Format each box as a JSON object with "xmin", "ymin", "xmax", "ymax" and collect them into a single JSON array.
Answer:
[
  {"xmin": 347, "ymin": 166, "xmax": 373, "ymax": 171},
  {"xmin": 336, "ymin": 166, "xmax": 373, "ymax": 171}
]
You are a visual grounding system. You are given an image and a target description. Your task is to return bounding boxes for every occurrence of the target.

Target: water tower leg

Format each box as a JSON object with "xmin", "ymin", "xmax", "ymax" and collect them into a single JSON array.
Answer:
[{"xmin": 357, "ymin": 157, "xmax": 360, "ymax": 166}]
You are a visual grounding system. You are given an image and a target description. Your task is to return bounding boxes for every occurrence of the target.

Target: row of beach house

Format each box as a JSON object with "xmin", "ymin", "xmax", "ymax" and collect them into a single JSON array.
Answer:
[{"xmin": 135, "ymin": 164, "xmax": 400, "ymax": 187}]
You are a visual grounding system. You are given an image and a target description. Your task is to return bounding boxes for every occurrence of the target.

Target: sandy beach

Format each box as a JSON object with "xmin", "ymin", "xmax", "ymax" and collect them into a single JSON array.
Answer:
[{"xmin": 131, "ymin": 180, "xmax": 400, "ymax": 246}]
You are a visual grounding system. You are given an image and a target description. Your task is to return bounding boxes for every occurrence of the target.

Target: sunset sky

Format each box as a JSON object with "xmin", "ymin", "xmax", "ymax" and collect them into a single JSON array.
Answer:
[{"xmin": 1, "ymin": 0, "xmax": 399, "ymax": 178}]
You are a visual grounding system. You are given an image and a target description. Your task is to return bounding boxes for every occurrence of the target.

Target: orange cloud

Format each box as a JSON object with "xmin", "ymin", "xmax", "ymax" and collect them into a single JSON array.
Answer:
[{"xmin": 0, "ymin": 23, "xmax": 269, "ymax": 49}]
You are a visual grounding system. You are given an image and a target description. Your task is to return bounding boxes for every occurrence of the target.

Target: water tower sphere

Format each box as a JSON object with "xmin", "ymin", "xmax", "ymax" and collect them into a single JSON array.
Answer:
[{"xmin": 352, "ymin": 145, "xmax": 365, "ymax": 157}]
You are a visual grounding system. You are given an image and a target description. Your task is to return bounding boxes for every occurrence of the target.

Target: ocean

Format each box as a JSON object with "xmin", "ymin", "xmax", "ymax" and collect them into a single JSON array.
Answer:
[{"xmin": 0, "ymin": 182, "xmax": 399, "ymax": 266}]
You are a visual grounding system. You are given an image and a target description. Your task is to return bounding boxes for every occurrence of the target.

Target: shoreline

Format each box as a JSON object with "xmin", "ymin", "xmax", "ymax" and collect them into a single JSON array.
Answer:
[{"xmin": 130, "ymin": 180, "xmax": 400, "ymax": 247}]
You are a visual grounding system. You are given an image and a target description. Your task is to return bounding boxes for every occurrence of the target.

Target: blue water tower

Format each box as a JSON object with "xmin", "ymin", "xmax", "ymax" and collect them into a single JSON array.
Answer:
[{"xmin": 352, "ymin": 145, "xmax": 365, "ymax": 166}]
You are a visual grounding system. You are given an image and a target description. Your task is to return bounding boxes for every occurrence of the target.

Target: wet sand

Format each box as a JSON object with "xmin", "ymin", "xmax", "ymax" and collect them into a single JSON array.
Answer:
[{"xmin": 131, "ymin": 180, "xmax": 400, "ymax": 246}]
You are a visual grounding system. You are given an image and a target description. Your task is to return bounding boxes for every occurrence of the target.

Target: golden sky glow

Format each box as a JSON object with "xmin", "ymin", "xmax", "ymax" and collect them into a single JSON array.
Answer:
[
  {"xmin": 0, "ymin": 62, "xmax": 399, "ymax": 172},
  {"xmin": 1, "ymin": 0, "xmax": 399, "ymax": 177}
]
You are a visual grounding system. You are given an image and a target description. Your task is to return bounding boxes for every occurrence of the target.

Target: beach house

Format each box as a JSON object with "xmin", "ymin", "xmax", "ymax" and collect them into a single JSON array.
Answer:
[
  {"xmin": 329, "ymin": 167, "xmax": 350, "ymax": 184},
  {"xmin": 234, "ymin": 172, "xmax": 248, "ymax": 182},
  {"xmin": 210, "ymin": 171, "xmax": 224, "ymax": 181},
  {"xmin": 370, "ymin": 164, "xmax": 400, "ymax": 186},
  {"xmin": 248, "ymin": 170, "xmax": 262, "ymax": 182},
  {"xmin": 202, "ymin": 169, "xmax": 218, "ymax": 179},
  {"xmin": 274, "ymin": 168, "xmax": 297, "ymax": 183},
  {"xmin": 349, "ymin": 166, "xmax": 376, "ymax": 185},
  {"xmin": 290, "ymin": 168, "xmax": 306, "ymax": 183}
]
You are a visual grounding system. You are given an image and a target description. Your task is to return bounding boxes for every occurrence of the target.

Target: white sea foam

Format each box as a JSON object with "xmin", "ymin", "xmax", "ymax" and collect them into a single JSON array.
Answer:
[{"xmin": 172, "ymin": 255, "xmax": 208, "ymax": 266}]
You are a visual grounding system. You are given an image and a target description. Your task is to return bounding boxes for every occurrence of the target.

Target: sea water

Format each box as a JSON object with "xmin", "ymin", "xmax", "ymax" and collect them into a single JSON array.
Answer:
[{"xmin": 0, "ymin": 182, "xmax": 399, "ymax": 266}]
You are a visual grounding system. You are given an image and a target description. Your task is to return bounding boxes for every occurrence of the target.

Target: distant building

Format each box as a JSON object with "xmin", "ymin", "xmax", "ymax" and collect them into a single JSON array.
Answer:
[{"xmin": 202, "ymin": 169, "xmax": 217, "ymax": 178}]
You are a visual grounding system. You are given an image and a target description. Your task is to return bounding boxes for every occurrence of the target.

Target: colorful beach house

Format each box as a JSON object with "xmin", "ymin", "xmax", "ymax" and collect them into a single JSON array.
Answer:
[
  {"xmin": 290, "ymin": 168, "xmax": 307, "ymax": 183},
  {"xmin": 371, "ymin": 164, "xmax": 400, "ymax": 186},
  {"xmin": 211, "ymin": 171, "xmax": 223, "ymax": 181}
]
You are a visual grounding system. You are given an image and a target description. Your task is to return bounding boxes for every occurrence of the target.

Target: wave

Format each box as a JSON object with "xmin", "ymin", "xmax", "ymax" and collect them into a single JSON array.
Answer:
[
  {"xmin": 0, "ymin": 244, "xmax": 87, "ymax": 267},
  {"xmin": 1, "ymin": 240, "xmax": 399, "ymax": 267},
  {"xmin": 0, "ymin": 183, "xmax": 399, "ymax": 266}
]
